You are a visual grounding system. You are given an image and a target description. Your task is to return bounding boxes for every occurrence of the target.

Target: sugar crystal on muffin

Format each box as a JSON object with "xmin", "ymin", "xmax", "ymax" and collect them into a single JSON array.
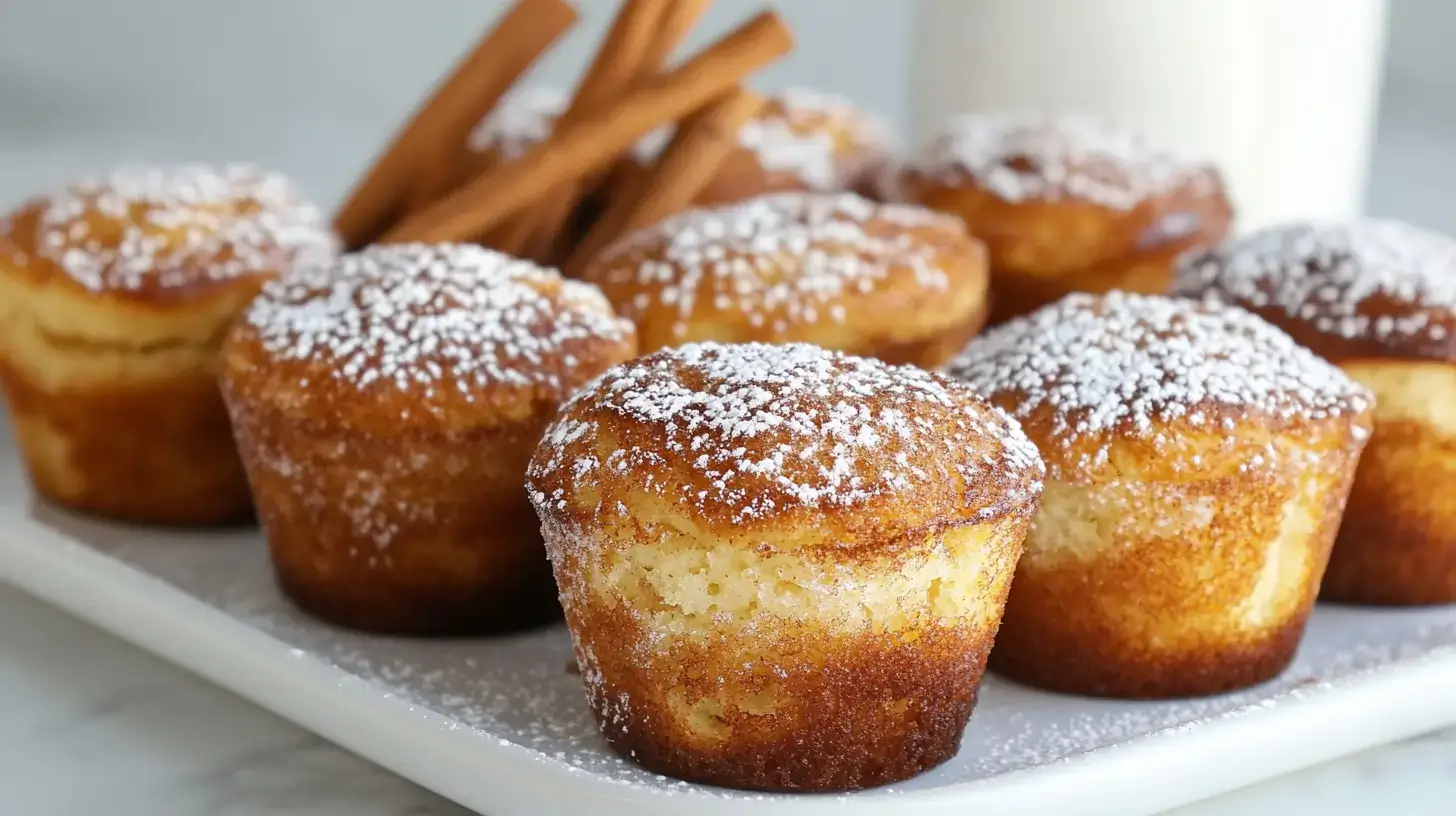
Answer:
[{"xmin": 529, "ymin": 341, "xmax": 1041, "ymax": 791}]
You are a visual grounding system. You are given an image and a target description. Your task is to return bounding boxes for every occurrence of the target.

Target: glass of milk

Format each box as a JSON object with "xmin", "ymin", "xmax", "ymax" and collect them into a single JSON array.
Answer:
[{"xmin": 913, "ymin": 0, "xmax": 1390, "ymax": 233}]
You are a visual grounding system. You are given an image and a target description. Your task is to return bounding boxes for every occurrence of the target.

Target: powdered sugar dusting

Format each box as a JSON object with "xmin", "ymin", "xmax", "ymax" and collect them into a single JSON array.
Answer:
[
  {"xmin": 948, "ymin": 292, "xmax": 1372, "ymax": 451},
  {"xmin": 17, "ymin": 163, "xmax": 335, "ymax": 292},
  {"xmin": 912, "ymin": 113, "xmax": 1216, "ymax": 210},
  {"xmin": 1175, "ymin": 219, "xmax": 1456, "ymax": 345},
  {"xmin": 634, "ymin": 88, "xmax": 895, "ymax": 192},
  {"xmin": 468, "ymin": 87, "xmax": 567, "ymax": 159},
  {"xmin": 26, "ymin": 513, "xmax": 1456, "ymax": 804},
  {"xmin": 587, "ymin": 192, "xmax": 966, "ymax": 337},
  {"xmin": 242, "ymin": 243, "xmax": 631, "ymax": 396},
  {"xmin": 530, "ymin": 341, "xmax": 1044, "ymax": 526}
]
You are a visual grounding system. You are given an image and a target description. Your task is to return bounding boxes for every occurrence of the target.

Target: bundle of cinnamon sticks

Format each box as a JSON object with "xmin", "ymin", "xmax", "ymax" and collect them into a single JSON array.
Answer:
[{"xmin": 332, "ymin": 0, "xmax": 793, "ymax": 273}]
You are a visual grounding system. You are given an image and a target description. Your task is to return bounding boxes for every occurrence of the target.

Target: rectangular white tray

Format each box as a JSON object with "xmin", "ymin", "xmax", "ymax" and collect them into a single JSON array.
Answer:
[{"xmin": 0, "ymin": 434, "xmax": 1454, "ymax": 816}]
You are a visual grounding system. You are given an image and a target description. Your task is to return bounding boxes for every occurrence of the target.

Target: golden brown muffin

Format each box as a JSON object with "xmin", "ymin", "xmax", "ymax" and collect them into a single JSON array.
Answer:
[
  {"xmin": 580, "ymin": 191, "xmax": 990, "ymax": 368},
  {"xmin": 528, "ymin": 341, "xmax": 1044, "ymax": 791},
  {"xmin": 903, "ymin": 113, "xmax": 1234, "ymax": 324},
  {"xmin": 463, "ymin": 86, "xmax": 567, "ymax": 183},
  {"xmin": 220, "ymin": 243, "xmax": 636, "ymax": 635},
  {"xmin": 0, "ymin": 164, "xmax": 335, "ymax": 525},
  {"xmin": 619, "ymin": 87, "xmax": 897, "ymax": 208},
  {"xmin": 1177, "ymin": 219, "xmax": 1456, "ymax": 605},
  {"xmin": 948, "ymin": 292, "xmax": 1373, "ymax": 698}
]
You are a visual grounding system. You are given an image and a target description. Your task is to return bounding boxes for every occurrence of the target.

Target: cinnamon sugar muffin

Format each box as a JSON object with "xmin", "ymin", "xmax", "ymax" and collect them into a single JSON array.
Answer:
[
  {"xmin": 949, "ymin": 292, "xmax": 1373, "ymax": 698},
  {"xmin": 528, "ymin": 342, "xmax": 1044, "ymax": 791},
  {"xmin": 220, "ymin": 243, "xmax": 635, "ymax": 634},
  {"xmin": 0, "ymin": 164, "xmax": 335, "ymax": 524},
  {"xmin": 1177, "ymin": 219, "xmax": 1456, "ymax": 605},
  {"xmin": 463, "ymin": 86, "xmax": 567, "ymax": 185},
  {"xmin": 620, "ymin": 87, "xmax": 897, "ymax": 208},
  {"xmin": 580, "ymin": 192, "xmax": 990, "ymax": 368},
  {"xmin": 904, "ymin": 113, "xmax": 1233, "ymax": 324}
]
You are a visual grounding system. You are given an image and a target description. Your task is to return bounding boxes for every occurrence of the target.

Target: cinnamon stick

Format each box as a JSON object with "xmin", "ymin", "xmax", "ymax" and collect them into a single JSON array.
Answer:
[
  {"xmin": 567, "ymin": 87, "xmax": 762, "ymax": 274},
  {"xmin": 332, "ymin": 0, "xmax": 578, "ymax": 249},
  {"xmin": 498, "ymin": 0, "xmax": 673, "ymax": 261},
  {"xmin": 509, "ymin": 0, "xmax": 713, "ymax": 263},
  {"xmin": 382, "ymin": 10, "xmax": 794, "ymax": 245},
  {"xmin": 639, "ymin": 0, "xmax": 715, "ymax": 76}
]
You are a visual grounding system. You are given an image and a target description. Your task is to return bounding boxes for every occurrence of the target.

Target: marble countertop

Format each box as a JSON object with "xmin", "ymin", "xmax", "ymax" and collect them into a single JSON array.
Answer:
[{"xmin": 0, "ymin": 583, "xmax": 1451, "ymax": 816}]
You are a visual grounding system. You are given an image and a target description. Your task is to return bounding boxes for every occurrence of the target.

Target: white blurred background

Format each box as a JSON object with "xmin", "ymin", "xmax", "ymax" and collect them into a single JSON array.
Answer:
[{"xmin": 0, "ymin": 0, "xmax": 1451, "ymax": 230}]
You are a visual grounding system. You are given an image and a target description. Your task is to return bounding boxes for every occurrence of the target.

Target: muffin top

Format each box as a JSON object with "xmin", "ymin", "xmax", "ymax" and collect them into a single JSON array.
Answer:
[
  {"xmin": 634, "ymin": 87, "xmax": 895, "ymax": 192},
  {"xmin": 528, "ymin": 341, "xmax": 1044, "ymax": 545},
  {"xmin": 1175, "ymin": 219, "xmax": 1456, "ymax": 361},
  {"xmin": 581, "ymin": 192, "xmax": 985, "ymax": 351},
  {"xmin": 947, "ymin": 291, "xmax": 1373, "ymax": 479},
  {"xmin": 909, "ymin": 112, "xmax": 1220, "ymax": 211},
  {"xmin": 223, "ymin": 243, "xmax": 636, "ymax": 432},
  {"xmin": 467, "ymin": 86, "xmax": 567, "ymax": 160},
  {"xmin": 0, "ymin": 163, "xmax": 335, "ymax": 301}
]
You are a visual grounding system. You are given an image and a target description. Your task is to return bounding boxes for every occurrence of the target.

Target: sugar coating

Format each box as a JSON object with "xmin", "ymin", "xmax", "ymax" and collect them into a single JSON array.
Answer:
[
  {"xmin": 1176, "ymin": 219, "xmax": 1456, "ymax": 345},
  {"xmin": 948, "ymin": 292, "xmax": 1372, "ymax": 447},
  {"xmin": 58, "ymin": 517, "xmax": 1456, "ymax": 800},
  {"xmin": 467, "ymin": 86, "xmax": 568, "ymax": 159},
  {"xmin": 242, "ymin": 243, "xmax": 632, "ymax": 395},
  {"xmin": 590, "ymin": 192, "xmax": 965, "ymax": 337},
  {"xmin": 912, "ymin": 113, "xmax": 1216, "ymax": 210},
  {"xmin": 634, "ymin": 87, "xmax": 895, "ymax": 191},
  {"xmin": 6, "ymin": 163, "xmax": 335, "ymax": 292},
  {"xmin": 531, "ymin": 341, "xmax": 1044, "ymax": 526}
]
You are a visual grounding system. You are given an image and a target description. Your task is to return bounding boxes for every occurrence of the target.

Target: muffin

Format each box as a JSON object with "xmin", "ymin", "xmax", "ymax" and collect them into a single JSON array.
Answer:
[
  {"xmin": 620, "ymin": 87, "xmax": 896, "ymax": 209},
  {"xmin": 462, "ymin": 86, "xmax": 567, "ymax": 188},
  {"xmin": 0, "ymin": 163, "xmax": 335, "ymax": 525},
  {"xmin": 948, "ymin": 292, "xmax": 1373, "ymax": 698},
  {"xmin": 220, "ymin": 243, "xmax": 636, "ymax": 634},
  {"xmin": 580, "ymin": 191, "xmax": 990, "ymax": 368},
  {"xmin": 528, "ymin": 341, "xmax": 1045, "ymax": 791},
  {"xmin": 903, "ymin": 113, "xmax": 1234, "ymax": 324},
  {"xmin": 1177, "ymin": 219, "xmax": 1456, "ymax": 605}
]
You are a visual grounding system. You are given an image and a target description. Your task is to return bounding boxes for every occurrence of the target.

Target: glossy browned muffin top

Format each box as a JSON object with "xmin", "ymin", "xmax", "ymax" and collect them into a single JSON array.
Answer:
[
  {"xmin": 528, "ymin": 341, "xmax": 1044, "ymax": 543},
  {"xmin": 222, "ymin": 242, "xmax": 636, "ymax": 434},
  {"xmin": 0, "ymin": 163, "xmax": 335, "ymax": 304},
  {"xmin": 581, "ymin": 192, "xmax": 985, "ymax": 349},
  {"xmin": 1175, "ymin": 219, "xmax": 1456, "ymax": 361}
]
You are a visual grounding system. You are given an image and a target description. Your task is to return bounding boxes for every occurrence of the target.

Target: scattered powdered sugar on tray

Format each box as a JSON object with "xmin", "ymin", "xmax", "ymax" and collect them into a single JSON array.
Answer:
[
  {"xmin": 634, "ymin": 87, "xmax": 895, "ymax": 191},
  {"xmin": 587, "ymin": 192, "xmax": 965, "ymax": 337},
  {"xmin": 911, "ymin": 112, "xmax": 1216, "ymax": 210},
  {"xmin": 242, "ymin": 243, "xmax": 632, "ymax": 395},
  {"xmin": 10, "ymin": 163, "xmax": 336, "ymax": 292},
  {"xmin": 530, "ymin": 341, "xmax": 1044, "ymax": 525},
  {"xmin": 468, "ymin": 86, "xmax": 568, "ymax": 159},
  {"xmin": 15, "ymin": 498, "xmax": 1456, "ymax": 804},
  {"xmin": 1175, "ymin": 218, "xmax": 1456, "ymax": 345},
  {"xmin": 948, "ymin": 292, "xmax": 1372, "ymax": 450}
]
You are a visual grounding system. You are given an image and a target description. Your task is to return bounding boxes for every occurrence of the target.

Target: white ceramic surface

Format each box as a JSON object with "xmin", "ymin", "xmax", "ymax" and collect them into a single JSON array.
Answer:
[{"xmin": 0, "ymin": 434, "xmax": 1453, "ymax": 816}]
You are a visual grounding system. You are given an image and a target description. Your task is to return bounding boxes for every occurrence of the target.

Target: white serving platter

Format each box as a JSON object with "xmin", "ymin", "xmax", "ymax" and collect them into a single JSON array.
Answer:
[{"xmin": 0, "ymin": 430, "xmax": 1454, "ymax": 816}]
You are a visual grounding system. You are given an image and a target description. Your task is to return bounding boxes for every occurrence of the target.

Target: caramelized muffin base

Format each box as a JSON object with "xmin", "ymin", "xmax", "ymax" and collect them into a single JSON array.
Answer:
[
  {"xmin": 866, "ymin": 295, "xmax": 990, "ymax": 369},
  {"xmin": 229, "ymin": 400, "xmax": 559, "ymax": 635},
  {"xmin": 557, "ymin": 514, "xmax": 1029, "ymax": 792},
  {"xmin": 984, "ymin": 234, "xmax": 1193, "ymax": 326},
  {"xmin": 991, "ymin": 443, "xmax": 1360, "ymax": 699},
  {"xmin": 0, "ymin": 358, "xmax": 251, "ymax": 526},
  {"xmin": 1323, "ymin": 420, "xmax": 1456, "ymax": 606},
  {"xmin": 585, "ymin": 624, "xmax": 995, "ymax": 792},
  {"xmin": 993, "ymin": 574, "xmax": 1312, "ymax": 699}
]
